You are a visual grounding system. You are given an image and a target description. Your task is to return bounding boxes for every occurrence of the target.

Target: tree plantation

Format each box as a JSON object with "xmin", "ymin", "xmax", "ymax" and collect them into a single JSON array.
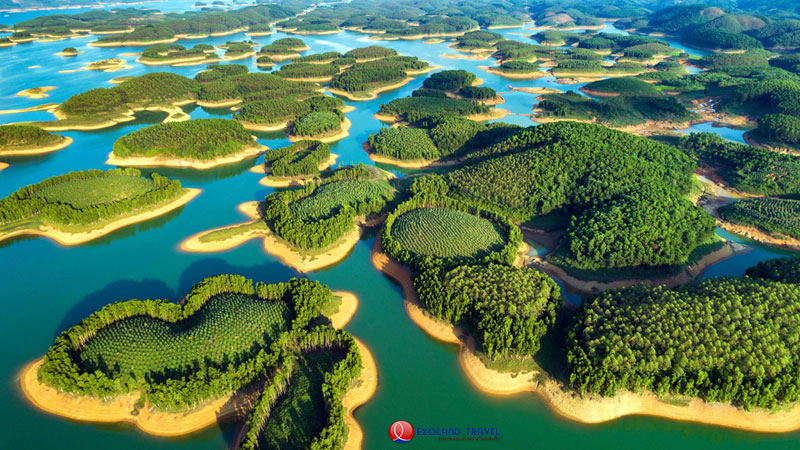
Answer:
[
  {"xmin": 37, "ymin": 274, "xmax": 363, "ymax": 448},
  {"xmin": 0, "ymin": 169, "xmax": 185, "ymax": 233},
  {"xmin": 568, "ymin": 270, "xmax": 800, "ymax": 409},
  {"xmin": 263, "ymin": 165, "xmax": 394, "ymax": 250},
  {"xmin": 112, "ymin": 119, "xmax": 258, "ymax": 161}
]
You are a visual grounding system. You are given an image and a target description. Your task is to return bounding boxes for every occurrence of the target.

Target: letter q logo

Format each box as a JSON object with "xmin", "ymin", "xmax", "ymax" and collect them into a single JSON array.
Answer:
[{"xmin": 389, "ymin": 420, "xmax": 414, "ymax": 443}]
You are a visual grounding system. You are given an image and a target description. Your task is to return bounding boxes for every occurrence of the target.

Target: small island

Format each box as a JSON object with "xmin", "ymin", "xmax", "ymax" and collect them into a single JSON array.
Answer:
[
  {"xmin": 326, "ymin": 46, "xmax": 437, "ymax": 100},
  {"xmin": 54, "ymin": 47, "xmax": 81, "ymax": 56},
  {"xmin": 480, "ymin": 61, "xmax": 548, "ymax": 79},
  {"xmin": 365, "ymin": 116, "xmax": 515, "ymax": 168},
  {"xmin": 59, "ymin": 58, "xmax": 132, "ymax": 73},
  {"xmin": 233, "ymin": 95, "xmax": 351, "ymax": 132},
  {"xmin": 250, "ymin": 140, "xmax": 337, "ymax": 187},
  {"xmin": 289, "ymin": 110, "xmax": 351, "ymax": 143},
  {"xmin": 533, "ymin": 81, "xmax": 700, "ymax": 133},
  {"xmin": 0, "ymin": 168, "xmax": 199, "ymax": 245},
  {"xmin": 108, "ymin": 118, "xmax": 267, "ymax": 169},
  {"xmin": 20, "ymin": 274, "xmax": 375, "ymax": 448},
  {"xmin": 182, "ymin": 165, "xmax": 395, "ymax": 272},
  {"xmin": 257, "ymin": 37, "xmax": 309, "ymax": 62},
  {"xmin": 15, "ymin": 86, "xmax": 56, "ymax": 99},
  {"xmin": 136, "ymin": 43, "xmax": 218, "ymax": 66},
  {"xmin": 0, "ymin": 124, "xmax": 72, "ymax": 156}
]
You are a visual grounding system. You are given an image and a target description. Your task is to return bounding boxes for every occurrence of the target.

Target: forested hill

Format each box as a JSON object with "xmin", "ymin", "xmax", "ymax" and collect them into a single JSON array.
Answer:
[
  {"xmin": 441, "ymin": 121, "xmax": 716, "ymax": 272},
  {"xmin": 568, "ymin": 256, "xmax": 800, "ymax": 409}
]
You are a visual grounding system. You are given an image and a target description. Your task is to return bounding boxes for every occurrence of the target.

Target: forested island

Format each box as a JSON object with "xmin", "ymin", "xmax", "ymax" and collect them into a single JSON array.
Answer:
[
  {"xmin": 108, "ymin": 118, "xmax": 267, "ymax": 169},
  {"xmin": 325, "ymin": 47, "xmax": 437, "ymax": 100},
  {"xmin": 21, "ymin": 274, "xmax": 374, "ymax": 448},
  {"xmin": 374, "ymin": 70, "xmax": 509, "ymax": 122},
  {"xmin": 183, "ymin": 165, "xmax": 395, "ymax": 272},
  {"xmin": 0, "ymin": 124, "xmax": 72, "ymax": 156},
  {"xmin": 0, "ymin": 168, "xmax": 199, "ymax": 245},
  {"xmin": 252, "ymin": 140, "xmax": 336, "ymax": 187}
]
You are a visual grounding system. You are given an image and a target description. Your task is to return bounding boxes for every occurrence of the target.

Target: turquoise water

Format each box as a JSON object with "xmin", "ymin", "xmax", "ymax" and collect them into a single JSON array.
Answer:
[{"xmin": 0, "ymin": 11, "xmax": 797, "ymax": 450}]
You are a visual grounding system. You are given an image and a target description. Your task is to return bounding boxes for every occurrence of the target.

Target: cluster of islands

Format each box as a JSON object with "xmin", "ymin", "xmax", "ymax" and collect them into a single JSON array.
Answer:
[{"xmin": 5, "ymin": 0, "xmax": 800, "ymax": 447}]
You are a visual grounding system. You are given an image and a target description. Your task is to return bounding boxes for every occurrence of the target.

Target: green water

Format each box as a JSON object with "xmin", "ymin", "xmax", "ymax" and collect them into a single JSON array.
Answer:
[{"xmin": 0, "ymin": 6, "xmax": 798, "ymax": 449}]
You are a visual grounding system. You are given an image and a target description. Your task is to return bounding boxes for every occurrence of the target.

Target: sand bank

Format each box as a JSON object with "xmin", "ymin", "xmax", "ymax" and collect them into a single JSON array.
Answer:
[
  {"xmin": 290, "ymin": 118, "xmax": 351, "ymax": 144},
  {"xmin": 54, "ymin": 50, "xmax": 82, "ymax": 56},
  {"xmin": 329, "ymin": 291, "xmax": 358, "ymax": 329},
  {"xmin": 16, "ymin": 86, "xmax": 56, "ymax": 99},
  {"xmin": 0, "ymin": 188, "xmax": 200, "ymax": 246},
  {"xmin": 364, "ymin": 142, "xmax": 461, "ymax": 169},
  {"xmin": 508, "ymin": 86, "xmax": 562, "ymax": 95},
  {"xmin": 238, "ymin": 119, "xmax": 290, "ymax": 132},
  {"xmin": 196, "ymin": 98, "xmax": 242, "ymax": 108},
  {"xmin": 441, "ymin": 53, "xmax": 491, "ymax": 60},
  {"xmin": 0, "ymin": 136, "xmax": 72, "ymax": 157},
  {"xmin": 0, "ymin": 103, "xmax": 59, "ymax": 115},
  {"xmin": 106, "ymin": 145, "xmax": 266, "ymax": 170},
  {"xmin": 718, "ymin": 221, "xmax": 800, "ymax": 251},
  {"xmin": 466, "ymin": 108, "xmax": 512, "ymax": 121},
  {"xmin": 19, "ymin": 358, "xmax": 247, "ymax": 437},
  {"xmin": 0, "ymin": 162, "xmax": 8, "ymax": 171},
  {"xmin": 327, "ymin": 78, "xmax": 413, "ymax": 101},
  {"xmin": 479, "ymin": 65, "xmax": 548, "ymax": 79},
  {"xmin": 343, "ymin": 339, "xmax": 377, "ymax": 450}
]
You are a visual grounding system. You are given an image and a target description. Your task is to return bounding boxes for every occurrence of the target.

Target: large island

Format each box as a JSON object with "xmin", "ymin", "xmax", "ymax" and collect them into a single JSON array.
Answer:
[
  {"xmin": 20, "ymin": 274, "xmax": 375, "ymax": 448},
  {"xmin": 0, "ymin": 168, "xmax": 199, "ymax": 245}
]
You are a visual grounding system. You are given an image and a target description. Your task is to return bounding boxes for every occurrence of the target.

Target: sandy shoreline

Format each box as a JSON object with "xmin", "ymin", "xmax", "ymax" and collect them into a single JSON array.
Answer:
[
  {"xmin": 369, "ymin": 236, "xmax": 800, "ymax": 432},
  {"xmin": 0, "ymin": 136, "xmax": 73, "ymax": 157},
  {"xmin": 327, "ymin": 78, "xmax": 413, "ymax": 101},
  {"xmin": 375, "ymin": 107, "xmax": 510, "ymax": 123},
  {"xmin": 0, "ymin": 188, "xmax": 200, "ymax": 246},
  {"xmin": 106, "ymin": 145, "xmax": 267, "ymax": 170},
  {"xmin": 16, "ymin": 86, "xmax": 56, "ymax": 99},
  {"xmin": 329, "ymin": 291, "xmax": 358, "ymax": 329},
  {"xmin": 364, "ymin": 142, "xmax": 461, "ymax": 169},
  {"xmin": 18, "ymin": 288, "xmax": 377, "ymax": 443},
  {"xmin": 289, "ymin": 118, "xmax": 351, "ymax": 144},
  {"xmin": 258, "ymin": 153, "xmax": 338, "ymax": 187},
  {"xmin": 479, "ymin": 65, "xmax": 548, "ymax": 79},
  {"xmin": 181, "ymin": 201, "xmax": 373, "ymax": 272}
]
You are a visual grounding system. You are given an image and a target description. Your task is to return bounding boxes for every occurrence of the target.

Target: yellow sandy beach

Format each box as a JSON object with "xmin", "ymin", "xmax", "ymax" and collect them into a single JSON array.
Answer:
[
  {"xmin": 0, "ymin": 188, "xmax": 200, "ymax": 246},
  {"xmin": 106, "ymin": 145, "xmax": 267, "ymax": 170}
]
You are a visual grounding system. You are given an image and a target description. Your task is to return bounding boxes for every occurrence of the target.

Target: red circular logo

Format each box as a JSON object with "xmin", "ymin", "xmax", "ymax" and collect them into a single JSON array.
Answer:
[{"xmin": 389, "ymin": 421, "xmax": 414, "ymax": 443}]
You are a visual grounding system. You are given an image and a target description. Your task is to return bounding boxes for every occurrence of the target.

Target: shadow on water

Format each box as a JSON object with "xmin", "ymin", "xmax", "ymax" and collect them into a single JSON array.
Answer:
[
  {"xmin": 54, "ymin": 256, "xmax": 299, "ymax": 338},
  {"xmin": 176, "ymin": 257, "xmax": 300, "ymax": 300},
  {"xmin": 81, "ymin": 110, "xmax": 169, "ymax": 136},
  {"xmin": 54, "ymin": 278, "xmax": 176, "ymax": 337},
  {"xmin": 137, "ymin": 157, "xmax": 259, "ymax": 183},
  {"xmin": 84, "ymin": 205, "xmax": 187, "ymax": 247}
]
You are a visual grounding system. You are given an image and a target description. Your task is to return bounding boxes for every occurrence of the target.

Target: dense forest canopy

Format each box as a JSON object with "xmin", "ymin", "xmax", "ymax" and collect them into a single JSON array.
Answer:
[
  {"xmin": 112, "ymin": 119, "xmax": 256, "ymax": 160},
  {"xmin": 568, "ymin": 272, "xmax": 800, "ymax": 409}
]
